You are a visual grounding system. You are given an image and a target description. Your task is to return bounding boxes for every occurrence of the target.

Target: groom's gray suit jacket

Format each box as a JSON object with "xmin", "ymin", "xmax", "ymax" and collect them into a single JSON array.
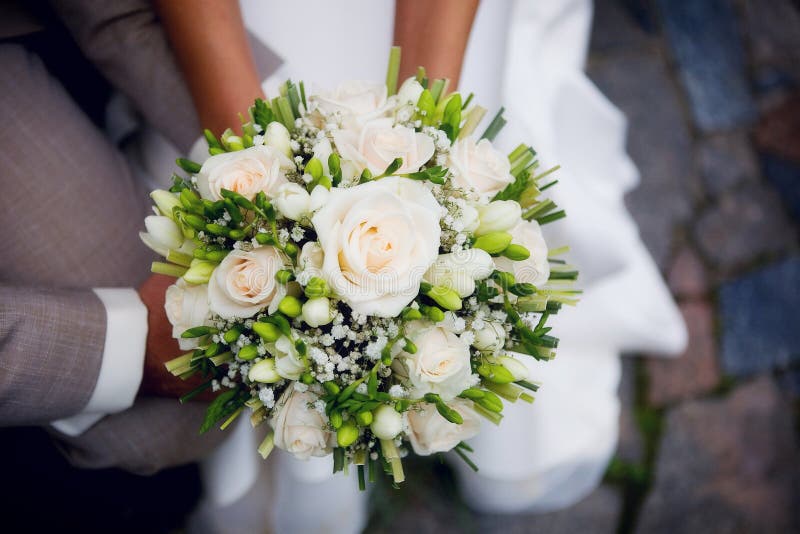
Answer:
[{"xmin": 0, "ymin": 0, "xmax": 280, "ymax": 474}]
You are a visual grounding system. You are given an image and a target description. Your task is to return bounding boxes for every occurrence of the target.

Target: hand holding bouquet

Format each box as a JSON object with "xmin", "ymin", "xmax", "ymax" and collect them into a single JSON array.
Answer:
[{"xmin": 140, "ymin": 47, "xmax": 578, "ymax": 487}]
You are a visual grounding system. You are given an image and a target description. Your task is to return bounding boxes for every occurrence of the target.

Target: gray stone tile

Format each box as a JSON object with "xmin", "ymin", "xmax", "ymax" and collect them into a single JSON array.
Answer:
[
  {"xmin": 646, "ymin": 301, "xmax": 720, "ymax": 406},
  {"xmin": 590, "ymin": 0, "xmax": 652, "ymax": 52},
  {"xmin": 667, "ymin": 245, "xmax": 709, "ymax": 298},
  {"xmin": 655, "ymin": 0, "xmax": 756, "ymax": 131},
  {"xmin": 719, "ymin": 257, "xmax": 800, "ymax": 376},
  {"xmin": 760, "ymin": 154, "xmax": 800, "ymax": 224},
  {"xmin": 587, "ymin": 51, "xmax": 694, "ymax": 268},
  {"xmin": 476, "ymin": 485, "xmax": 622, "ymax": 534},
  {"xmin": 741, "ymin": 0, "xmax": 800, "ymax": 86},
  {"xmin": 693, "ymin": 183, "xmax": 795, "ymax": 270},
  {"xmin": 697, "ymin": 132, "xmax": 759, "ymax": 198},
  {"xmin": 636, "ymin": 376, "xmax": 800, "ymax": 533}
]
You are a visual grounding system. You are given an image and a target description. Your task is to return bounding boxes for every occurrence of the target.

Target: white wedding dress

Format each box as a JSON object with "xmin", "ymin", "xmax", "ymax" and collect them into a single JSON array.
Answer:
[{"xmin": 124, "ymin": 1, "xmax": 687, "ymax": 532}]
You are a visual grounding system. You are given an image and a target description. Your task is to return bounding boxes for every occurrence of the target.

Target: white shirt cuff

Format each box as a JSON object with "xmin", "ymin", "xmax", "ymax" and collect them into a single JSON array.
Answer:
[{"xmin": 51, "ymin": 288, "xmax": 148, "ymax": 436}]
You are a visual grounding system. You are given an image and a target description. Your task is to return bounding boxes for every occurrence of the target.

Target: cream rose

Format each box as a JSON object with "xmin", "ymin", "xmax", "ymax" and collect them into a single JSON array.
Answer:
[
  {"xmin": 311, "ymin": 177, "xmax": 441, "ymax": 317},
  {"xmin": 270, "ymin": 386, "xmax": 334, "ymax": 460},
  {"xmin": 493, "ymin": 221, "xmax": 550, "ymax": 287},
  {"xmin": 406, "ymin": 399, "xmax": 481, "ymax": 455},
  {"xmin": 207, "ymin": 246, "xmax": 287, "ymax": 319},
  {"xmin": 332, "ymin": 119, "xmax": 434, "ymax": 175},
  {"xmin": 448, "ymin": 136, "xmax": 514, "ymax": 196},
  {"xmin": 396, "ymin": 322, "xmax": 473, "ymax": 401},
  {"xmin": 312, "ymin": 80, "xmax": 393, "ymax": 125},
  {"xmin": 196, "ymin": 145, "xmax": 293, "ymax": 201},
  {"xmin": 164, "ymin": 279, "xmax": 211, "ymax": 350}
]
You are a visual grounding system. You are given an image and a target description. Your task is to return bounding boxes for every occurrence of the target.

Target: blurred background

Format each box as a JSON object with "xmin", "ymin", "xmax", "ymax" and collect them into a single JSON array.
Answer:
[
  {"xmin": 366, "ymin": 0, "xmax": 800, "ymax": 532},
  {"xmin": 3, "ymin": 0, "xmax": 798, "ymax": 532}
]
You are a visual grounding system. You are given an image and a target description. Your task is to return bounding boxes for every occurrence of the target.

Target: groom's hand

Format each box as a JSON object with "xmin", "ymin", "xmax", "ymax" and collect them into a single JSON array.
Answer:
[{"xmin": 137, "ymin": 274, "xmax": 214, "ymax": 401}]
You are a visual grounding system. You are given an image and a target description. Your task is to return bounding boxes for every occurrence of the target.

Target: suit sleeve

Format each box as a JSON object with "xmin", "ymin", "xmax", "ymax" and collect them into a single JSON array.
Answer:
[{"xmin": 0, "ymin": 286, "xmax": 106, "ymax": 426}]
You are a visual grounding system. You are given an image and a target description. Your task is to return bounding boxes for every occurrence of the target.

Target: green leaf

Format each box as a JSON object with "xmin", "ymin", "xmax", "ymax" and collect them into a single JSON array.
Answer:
[{"xmin": 200, "ymin": 389, "xmax": 241, "ymax": 434}]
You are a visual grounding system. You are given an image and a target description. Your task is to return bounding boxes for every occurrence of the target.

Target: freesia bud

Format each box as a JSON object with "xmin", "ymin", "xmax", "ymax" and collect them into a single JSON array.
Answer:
[
  {"xmin": 502, "ymin": 244, "xmax": 531, "ymax": 261},
  {"xmin": 150, "ymin": 190, "xmax": 182, "ymax": 221},
  {"xmin": 426, "ymin": 286, "xmax": 462, "ymax": 311},
  {"xmin": 302, "ymin": 297, "xmax": 333, "ymax": 327},
  {"xmin": 304, "ymin": 277, "xmax": 330, "ymax": 298},
  {"xmin": 183, "ymin": 259, "xmax": 215, "ymax": 285},
  {"xmin": 370, "ymin": 404, "xmax": 403, "ymax": 440},
  {"xmin": 336, "ymin": 420, "xmax": 359, "ymax": 447},
  {"xmin": 278, "ymin": 295, "xmax": 302, "ymax": 318},
  {"xmin": 475, "ymin": 201, "xmax": 522, "ymax": 236},
  {"xmin": 272, "ymin": 183, "xmax": 311, "ymax": 221},
  {"xmin": 498, "ymin": 356, "xmax": 529, "ymax": 381},
  {"xmin": 472, "ymin": 322, "xmax": 506, "ymax": 352},
  {"xmin": 253, "ymin": 322, "xmax": 281, "ymax": 342},
  {"xmin": 264, "ymin": 121, "xmax": 292, "ymax": 158},
  {"xmin": 143, "ymin": 215, "xmax": 183, "ymax": 251},
  {"xmin": 248, "ymin": 358, "xmax": 281, "ymax": 383},
  {"xmin": 473, "ymin": 231, "xmax": 513, "ymax": 254},
  {"xmin": 305, "ymin": 157, "xmax": 323, "ymax": 180},
  {"xmin": 237, "ymin": 344, "xmax": 259, "ymax": 361}
]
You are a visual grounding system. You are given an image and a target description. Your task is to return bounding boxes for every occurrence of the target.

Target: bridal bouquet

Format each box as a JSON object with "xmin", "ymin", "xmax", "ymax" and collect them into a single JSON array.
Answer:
[{"xmin": 140, "ymin": 47, "xmax": 578, "ymax": 487}]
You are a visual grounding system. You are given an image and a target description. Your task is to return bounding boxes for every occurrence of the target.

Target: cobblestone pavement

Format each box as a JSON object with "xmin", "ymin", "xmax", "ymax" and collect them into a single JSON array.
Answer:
[{"xmin": 368, "ymin": 1, "xmax": 800, "ymax": 532}]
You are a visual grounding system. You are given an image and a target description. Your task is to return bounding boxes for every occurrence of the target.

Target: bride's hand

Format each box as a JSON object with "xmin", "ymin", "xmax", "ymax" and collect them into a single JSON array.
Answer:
[{"xmin": 394, "ymin": 0, "xmax": 480, "ymax": 88}]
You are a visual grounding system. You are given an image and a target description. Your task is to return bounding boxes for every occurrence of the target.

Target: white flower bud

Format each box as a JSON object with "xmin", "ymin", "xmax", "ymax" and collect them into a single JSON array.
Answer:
[
  {"xmin": 475, "ymin": 201, "xmax": 522, "ymax": 236},
  {"xmin": 248, "ymin": 358, "xmax": 281, "ymax": 383},
  {"xmin": 143, "ymin": 215, "xmax": 183, "ymax": 252},
  {"xmin": 309, "ymin": 184, "xmax": 330, "ymax": 213},
  {"xmin": 498, "ymin": 356, "xmax": 529, "ymax": 381},
  {"xmin": 472, "ymin": 322, "xmax": 506, "ymax": 352},
  {"xmin": 264, "ymin": 121, "xmax": 292, "ymax": 158},
  {"xmin": 272, "ymin": 182, "xmax": 311, "ymax": 221},
  {"xmin": 370, "ymin": 404, "xmax": 403, "ymax": 440},
  {"xmin": 397, "ymin": 77, "xmax": 424, "ymax": 107},
  {"xmin": 150, "ymin": 190, "xmax": 181, "ymax": 221},
  {"xmin": 302, "ymin": 297, "xmax": 333, "ymax": 328},
  {"xmin": 458, "ymin": 204, "xmax": 480, "ymax": 233}
]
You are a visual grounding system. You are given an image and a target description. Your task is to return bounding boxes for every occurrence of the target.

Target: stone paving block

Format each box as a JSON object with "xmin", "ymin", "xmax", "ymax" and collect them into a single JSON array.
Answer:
[
  {"xmin": 476, "ymin": 485, "xmax": 622, "ymax": 534},
  {"xmin": 693, "ymin": 183, "xmax": 795, "ymax": 270},
  {"xmin": 636, "ymin": 376, "xmax": 800, "ymax": 533},
  {"xmin": 760, "ymin": 154, "xmax": 800, "ymax": 224},
  {"xmin": 617, "ymin": 358, "xmax": 644, "ymax": 463},
  {"xmin": 741, "ymin": 0, "xmax": 800, "ymax": 85},
  {"xmin": 587, "ymin": 51, "xmax": 694, "ymax": 268},
  {"xmin": 719, "ymin": 257, "xmax": 800, "ymax": 376},
  {"xmin": 590, "ymin": 0, "xmax": 651, "ymax": 52},
  {"xmin": 655, "ymin": 0, "xmax": 755, "ymax": 132},
  {"xmin": 646, "ymin": 301, "xmax": 719, "ymax": 406},
  {"xmin": 697, "ymin": 132, "xmax": 760, "ymax": 198},
  {"xmin": 755, "ymin": 93, "xmax": 800, "ymax": 164},
  {"xmin": 667, "ymin": 245, "xmax": 709, "ymax": 299}
]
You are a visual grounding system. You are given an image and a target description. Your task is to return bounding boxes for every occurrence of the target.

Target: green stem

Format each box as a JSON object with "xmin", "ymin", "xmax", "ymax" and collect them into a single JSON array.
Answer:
[
  {"xmin": 385, "ymin": 46, "xmax": 402, "ymax": 96},
  {"xmin": 151, "ymin": 261, "xmax": 187, "ymax": 278}
]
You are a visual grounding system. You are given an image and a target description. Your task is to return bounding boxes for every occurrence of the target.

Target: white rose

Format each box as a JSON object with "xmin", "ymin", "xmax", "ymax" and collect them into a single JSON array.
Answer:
[
  {"xmin": 269, "ymin": 335, "xmax": 305, "ymax": 380},
  {"xmin": 472, "ymin": 321, "xmax": 506, "ymax": 352},
  {"xmin": 332, "ymin": 119, "xmax": 435, "ymax": 175},
  {"xmin": 207, "ymin": 246, "xmax": 287, "ymax": 319},
  {"xmin": 493, "ymin": 221, "xmax": 550, "ymax": 286},
  {"xmin": 164, "ymin": 279, "xmax": 211, "ymax": 350},
  {"xmin": 272, "ymin": 182, "xmax": 311, "ymax": 221},
  {"xmin": 196, "ymin": 145, "xmax": 293, "ymax": 201},
  {"xmin": 424, "ymin": 249, "xmax": 494, "ymax": 297},
  {"xmin": 475, "ymin": 201, "xmax": 522, "ymax": 236},
  {"xmin": 140, "ymin": 215, "xmax": 183, "ymax": 257},
  {"xmin": 448, "ymin": 136, "xmax": 514, "ymax": 196},
  {"xmin": 311, "ymin": 177, "xmax": 441, "ymax": 317},
  {"xmin": 271, "ymin": 387, "xmax": 334, "ymax": 460},
  {"xmin": 396, "ymin": 322, "xmax": 473, "ymax": 401},
  {"xmin": 263, "ymin": 122, "xmax": 292, "ymax": 158},
  {"xmin": 312, "ymin": 80, "xmax": 393, "ymax": 126},
  {"xmin": 406, "ymin": 399, "xmax": 481, "ymax": 455}
]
